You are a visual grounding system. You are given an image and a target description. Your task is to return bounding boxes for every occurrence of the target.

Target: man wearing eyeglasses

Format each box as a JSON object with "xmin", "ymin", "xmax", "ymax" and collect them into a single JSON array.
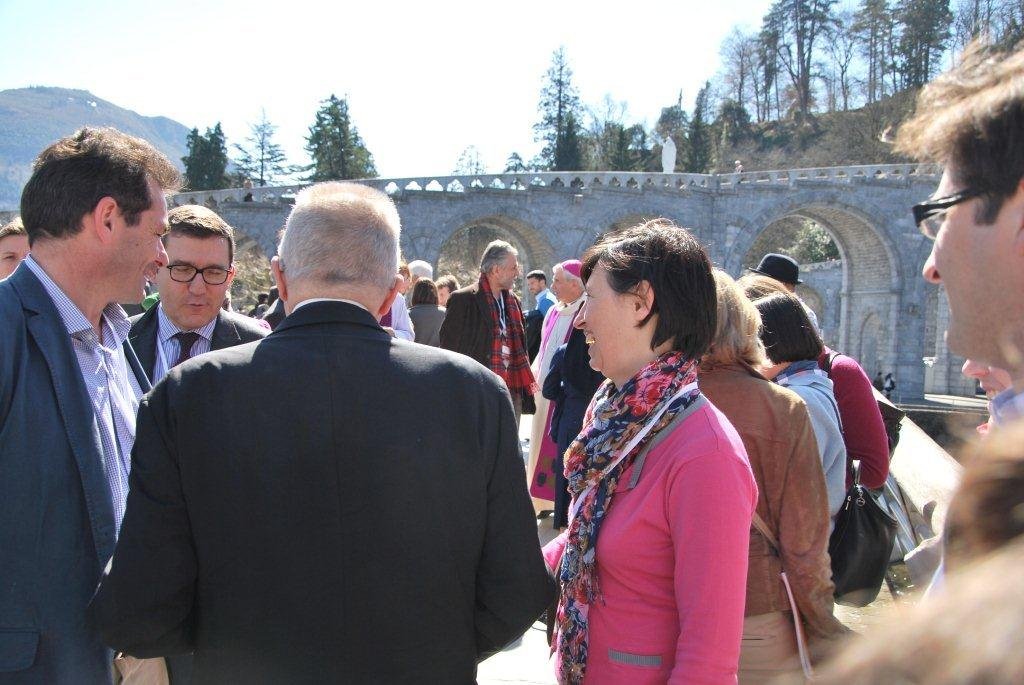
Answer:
[
  {"xmin": 897, "ymin": 42, "xmax": 1024, "ymax": 425},
  {"xmin": 128, "ymin": 205, "xmax": 266, "ymax": 384}
]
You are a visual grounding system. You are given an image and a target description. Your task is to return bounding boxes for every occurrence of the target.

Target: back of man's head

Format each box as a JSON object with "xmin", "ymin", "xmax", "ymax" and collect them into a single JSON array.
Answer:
[
  {"xmin": 166, "ymin": 205, "xmax": 236, "ymax": 263},
  {"xmin": 20, "ymin": 127, "xmax": 181, "ymax": 245},
  {"xmin": 280, "ymin": 182, "xmax": 400, "ymax": 294},
  {"xmin": 408, "ymin": 259, "xmax": 433, "ymax": 281},
  {"xmin": 896, "ymin": 40, "xmax": 1024, "ymax": 222}
]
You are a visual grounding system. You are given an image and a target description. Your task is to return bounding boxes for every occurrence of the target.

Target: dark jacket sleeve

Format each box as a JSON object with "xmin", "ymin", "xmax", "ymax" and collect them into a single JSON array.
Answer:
[
  {"xmin": 830, "ymin": 356, "xmax": 890, "ymax": 489},
  {"xmin": 542, "ymin": 346, "xmax": 566, "ymax": 402},
  {"xmin": 474, "ymin": 382, "xmax": 556, "ymax": 660},
  {"xmin": 439, "ymin": 292, "xmax": 469, "ymax": 353},
  {"xmin": 90, "ymin": 386, "xmax": 197, "ymax": 657}
]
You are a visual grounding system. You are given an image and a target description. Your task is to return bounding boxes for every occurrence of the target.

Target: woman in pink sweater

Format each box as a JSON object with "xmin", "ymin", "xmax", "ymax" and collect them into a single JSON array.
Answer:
[{"xmin": 544, "ymin": 220, "xmax": 757, "ymax": 684}]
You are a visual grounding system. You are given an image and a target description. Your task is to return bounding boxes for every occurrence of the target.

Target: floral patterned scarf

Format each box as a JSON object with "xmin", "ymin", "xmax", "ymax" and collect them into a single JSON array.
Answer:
[{"xmin": 555, "ymin": 351, "xmax": 701, "ymax": 684}]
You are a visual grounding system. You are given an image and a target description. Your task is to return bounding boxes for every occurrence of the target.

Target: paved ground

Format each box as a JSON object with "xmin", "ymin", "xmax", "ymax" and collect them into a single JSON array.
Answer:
[{"xmin": 477, "ymin": 416, "xmax": 909, "ymax": 684}]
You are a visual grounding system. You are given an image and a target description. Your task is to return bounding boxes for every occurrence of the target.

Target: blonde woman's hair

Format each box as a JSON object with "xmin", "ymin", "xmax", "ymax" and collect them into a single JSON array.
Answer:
[
  {"xmin": 737, "ymin": 272, "xmax": 790, "ymax": 300},
  {"xmin": 703, "ymin": 269, "xmax": 767, "ymax": 369}
]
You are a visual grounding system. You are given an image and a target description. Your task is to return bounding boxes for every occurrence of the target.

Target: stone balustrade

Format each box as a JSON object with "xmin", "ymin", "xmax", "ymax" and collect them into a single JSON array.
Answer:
[{"xmin": 169, "ymin": 163, "xmax": 942, "ymax": 206}]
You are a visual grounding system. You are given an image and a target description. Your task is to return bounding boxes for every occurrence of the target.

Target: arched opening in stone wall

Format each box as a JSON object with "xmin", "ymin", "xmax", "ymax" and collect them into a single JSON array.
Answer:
[
  {"xmin": 729, "ymin": 203, "xmax": 899, "ymax": 372},
  {"xmin": 435, "ymin": 215, "xmax": 553, "ymax": 305},
  {"xmin": 741, "ymin": 216, "xmax": 845, "ymax": 346}
]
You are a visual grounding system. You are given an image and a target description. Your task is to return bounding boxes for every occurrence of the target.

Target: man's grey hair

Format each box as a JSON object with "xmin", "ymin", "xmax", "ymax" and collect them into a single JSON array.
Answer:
[
  {"xmin": 553, "ymin": 262, "xmax": 583, "ymax": 288},
  {"xmin": 278, "ymin": 182, "xmax": 400, "ymax": 291},
  {"xmin": 408, "ymin": 259, "xmax": 433, "ymax": 280},
  {"xmin": 479, "ymin": 240, "xmax": 518, "ymax": 274}
]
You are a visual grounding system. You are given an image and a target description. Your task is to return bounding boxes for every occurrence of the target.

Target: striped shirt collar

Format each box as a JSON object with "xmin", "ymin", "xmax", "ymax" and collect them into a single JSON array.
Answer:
[
  {"xmin": 156, "ymin": 303, "xmax": 218, "ymax": 344},
  {"xmin": 23, "ymin": 255, "xmax": 132, "ymax": 347},
  {"xmin": 990, "ymin": 386, "xmax": 1024, "ymax": 426}
]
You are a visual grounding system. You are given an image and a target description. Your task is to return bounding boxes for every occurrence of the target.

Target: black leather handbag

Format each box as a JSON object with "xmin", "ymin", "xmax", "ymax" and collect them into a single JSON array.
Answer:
[{"xmin": 828, "ymin": 467, "xmax": 898, "ymax": 607}]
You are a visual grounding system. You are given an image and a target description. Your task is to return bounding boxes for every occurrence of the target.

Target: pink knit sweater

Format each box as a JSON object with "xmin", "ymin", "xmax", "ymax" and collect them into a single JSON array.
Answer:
[{"xmin": 543, "ymin": 402, "xmax": 757, "ymax": 684}]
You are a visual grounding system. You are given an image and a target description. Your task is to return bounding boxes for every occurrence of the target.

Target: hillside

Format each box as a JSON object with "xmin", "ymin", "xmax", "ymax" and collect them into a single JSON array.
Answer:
[
  {"xmin": 708, "ymin": 91, "xmax": 919, "ymax": 173},
  {"xmin": 0, "ymin": 87, "xmax": 191, "ymax": 209}
]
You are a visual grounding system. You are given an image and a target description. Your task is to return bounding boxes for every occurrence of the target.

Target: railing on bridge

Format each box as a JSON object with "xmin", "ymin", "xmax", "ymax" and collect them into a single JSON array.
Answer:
[{"xmin": 170, "ymin": 163, "xmax": 942, "ymax": 207}]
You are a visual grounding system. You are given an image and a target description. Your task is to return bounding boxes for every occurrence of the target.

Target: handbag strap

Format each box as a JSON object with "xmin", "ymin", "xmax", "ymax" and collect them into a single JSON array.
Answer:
[
  {"xmin": 751, "ymin": 511, "xmax": 816, "ymax": 680},
  {"xmin": 751, "ymin": 511, "xmax": 780, "ymax": 554}
]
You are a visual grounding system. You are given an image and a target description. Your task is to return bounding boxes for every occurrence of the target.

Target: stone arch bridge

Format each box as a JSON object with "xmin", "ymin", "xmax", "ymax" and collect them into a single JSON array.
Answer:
[{"xmin": 172, "ymin": 164, "xmax": 970, "ymax": 401}]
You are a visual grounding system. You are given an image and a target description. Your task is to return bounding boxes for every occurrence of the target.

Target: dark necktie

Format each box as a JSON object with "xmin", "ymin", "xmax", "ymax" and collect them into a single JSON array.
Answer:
[{"xmin": 173, "ymin": 331, "xmax": 202, "ymax": 368}]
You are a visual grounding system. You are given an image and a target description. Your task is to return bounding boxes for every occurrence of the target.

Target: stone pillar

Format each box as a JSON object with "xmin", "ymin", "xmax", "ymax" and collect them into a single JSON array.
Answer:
[{"xmin": 927, "ymin": 287, "xmax": 976, "ymax": 396}]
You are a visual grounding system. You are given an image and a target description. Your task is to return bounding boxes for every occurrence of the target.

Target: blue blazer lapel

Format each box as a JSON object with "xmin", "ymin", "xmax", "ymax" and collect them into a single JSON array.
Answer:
[
  {"xmin": 128, "ymin": 306, "xmax": 159, "ymax": 381},
  {"xmin": 14, "ymin": 269, "xmax": 117, "ymax": 563}
]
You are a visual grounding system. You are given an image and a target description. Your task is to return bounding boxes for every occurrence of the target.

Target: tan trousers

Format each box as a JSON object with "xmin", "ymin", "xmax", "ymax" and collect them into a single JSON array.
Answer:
[
  {"xmin": 738, "ymin": 611, "xmax": 803, "ymax": 684},
  {"xmin": 113, "ymin": 655, "xmax": 169, "ymax": 685}
]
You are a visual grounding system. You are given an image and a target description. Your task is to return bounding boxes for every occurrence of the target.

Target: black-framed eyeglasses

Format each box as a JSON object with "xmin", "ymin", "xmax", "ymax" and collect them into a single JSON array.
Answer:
[
  {"xmin": 166, "ymin": 264, "xmax": 231, "ymax": 285},
  {"xmin": 912, "ymin": 189, "xmax": 981, "ymax": 239}
]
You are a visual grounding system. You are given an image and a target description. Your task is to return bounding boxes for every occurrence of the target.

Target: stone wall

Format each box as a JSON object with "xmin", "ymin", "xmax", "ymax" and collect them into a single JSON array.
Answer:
[{"xmin": 171, "ymin": 165, "xmax": 961, "ymax": 399}]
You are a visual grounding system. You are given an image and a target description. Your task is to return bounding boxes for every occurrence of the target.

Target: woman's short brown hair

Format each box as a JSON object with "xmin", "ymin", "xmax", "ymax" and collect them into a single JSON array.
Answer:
[
  {"xmin": 753, "ymin": 292, "xmax": 823, "ymax": 364},
  {"xmin": 581, "ymin": 218, "xmax": 716, "ymax": 359},
  {"xmin": 410, "ymin": 278, "xmax": 439, "ymax": 306}
]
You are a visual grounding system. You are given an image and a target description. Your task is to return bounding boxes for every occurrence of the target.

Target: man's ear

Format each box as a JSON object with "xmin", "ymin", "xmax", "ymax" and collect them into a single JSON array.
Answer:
[
  {"xmin": 376, "ymin": 274, "xmax": 402, "ymax": 318},
  {"xmin": 271, "ymin": 257, "xmax": 288, "ymax": 308},
  {"xmin": 88, "ymin": 197, "xmax": 119, "ymax": 244}
]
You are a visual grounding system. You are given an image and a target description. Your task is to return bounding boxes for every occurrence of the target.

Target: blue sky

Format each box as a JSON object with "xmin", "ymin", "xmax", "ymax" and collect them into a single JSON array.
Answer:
[{"xmin": 0, "ymin": 0, "xmax": 777, "ymax": 178}]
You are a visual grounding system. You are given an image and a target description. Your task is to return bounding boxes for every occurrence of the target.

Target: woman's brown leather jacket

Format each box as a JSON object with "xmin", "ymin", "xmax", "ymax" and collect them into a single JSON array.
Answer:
[{"xmin": 700, "ymin": 362, "xmax": 847, "ymax": 639}]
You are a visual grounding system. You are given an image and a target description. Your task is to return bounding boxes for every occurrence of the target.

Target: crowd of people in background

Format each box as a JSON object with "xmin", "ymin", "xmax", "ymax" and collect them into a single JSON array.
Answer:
[{"xmin": 0, "ymin": 37, "xmax": 1022, "ymax": 685}]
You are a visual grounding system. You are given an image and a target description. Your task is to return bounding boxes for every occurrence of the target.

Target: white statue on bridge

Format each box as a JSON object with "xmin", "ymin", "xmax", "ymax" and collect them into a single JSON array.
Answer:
[{"xmin": 660, "ymin": 136, "xmax": 677, "ymax": 173}]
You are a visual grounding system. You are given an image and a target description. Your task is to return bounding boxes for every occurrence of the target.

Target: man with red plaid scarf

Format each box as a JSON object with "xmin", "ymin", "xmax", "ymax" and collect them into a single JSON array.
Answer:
[{"xmin": 440, "ymin": 240, "xmax": 538, "ymax": 423}]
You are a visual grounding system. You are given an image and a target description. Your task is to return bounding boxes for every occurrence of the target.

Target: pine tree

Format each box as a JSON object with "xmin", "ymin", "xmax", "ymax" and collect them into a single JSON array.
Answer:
[
  {"xmin": 305, "ymin": 95, "xmax": 377, "ymax": 181},
  {"xmin": 765, "ymin": 0, "xmax": 837, "ymax": 119},
  {"xmin": 234, "ymin": 110, "xmax": 291, "ymax": 186},
  {"xmin": 182, "ymin": 123, "xmax": 230, "ymax": 191},
  {"xmin": 894, "ymin": 0, "xmax": 952, "ymax": 87},
  {"xmin": 503, "ymin": 152, "xmax": 528, "ymax": 173},
  {"xmin": 534, "ymin": 47, "xmax": 584, "ymax": 171},
  {"xmin": 453, "ymin": 146, "xmax": 486, "ymax": 175},
  {"xmin": 554, "ymin": 111, "xmax": 585, "ymax": 171},
  {"xmin": 686, "ymin": 83, "xmax": 714, "ymax": 173}
]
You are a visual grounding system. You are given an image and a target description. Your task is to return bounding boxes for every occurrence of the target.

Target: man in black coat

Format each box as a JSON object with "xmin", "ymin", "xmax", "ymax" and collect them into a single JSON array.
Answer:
[
  {"xmin": 92, "ymin": 181, "xmax": 554, "ymax": 684},
  {"xmin": 129, "ymin": 205, "xmax": 266, "ymax": 387}
]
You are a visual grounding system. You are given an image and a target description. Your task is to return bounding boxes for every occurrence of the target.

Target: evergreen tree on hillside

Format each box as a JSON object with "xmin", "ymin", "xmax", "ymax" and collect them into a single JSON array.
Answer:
[
  {"xmin": 305, "ymin": 95, "xmax": 377, "ymax": 181},
  {"xmin": 686, "ymin": 83, "xmax": 714, "ymax": 173},
  {"xmin": 894, "ymin": 0, "xmax": 952, "ymax": 87},
  {"xmin": 534, "ymin": 47, "xmax": 585, "ymax": 171},
  {"xmin": 182, "ymin": 123, "xmax": 229, "ymax": 191},
  {"xmin": 234, "ymin": 110, "xmax": 291, "ymax": 186},
  {"xmin": 764, "ymin": 0, "xmax": 837, "ymax": 119}
]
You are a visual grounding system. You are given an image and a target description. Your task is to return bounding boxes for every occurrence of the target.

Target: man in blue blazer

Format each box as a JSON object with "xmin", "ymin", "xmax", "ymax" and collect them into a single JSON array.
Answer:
[{"xmin": 0, "ymin": 127, "xmax": 181, "ymax": 683}]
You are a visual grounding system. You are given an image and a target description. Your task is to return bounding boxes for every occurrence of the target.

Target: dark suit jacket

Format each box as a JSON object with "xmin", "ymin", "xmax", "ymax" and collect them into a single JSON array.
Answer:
[
  {"xmin": 92, "ymin": 301, "xmax": 555, "ymax": 684},
  {"xmin": 0, "ymin": 267, "xmax": 122, "ymax": 683},
  {"xmin": 438, "ymin": 281, "xmax": 493, "ymax": 367},
  {"xmin": 129, "ymin": 306, "xmax": 268, "ymax": 382},
  {"xmin": 262, "ymin": 298, "xmax": 286, "ymax": 330}
]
